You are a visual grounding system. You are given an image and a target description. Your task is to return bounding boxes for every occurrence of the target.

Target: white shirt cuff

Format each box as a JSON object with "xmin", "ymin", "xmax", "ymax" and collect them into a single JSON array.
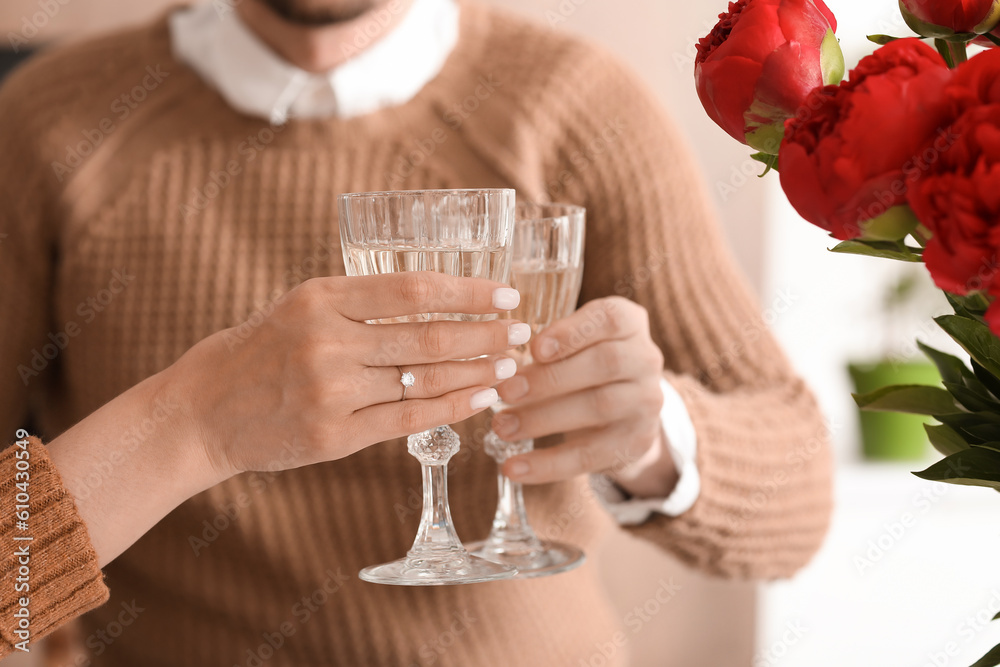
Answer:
[{"xmin": 591, "ymin": 377, "xmax": 701, "ymax": 525}]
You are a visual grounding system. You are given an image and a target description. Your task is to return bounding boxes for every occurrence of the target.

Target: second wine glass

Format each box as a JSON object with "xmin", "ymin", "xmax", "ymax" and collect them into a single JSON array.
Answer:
[{"xmin": 471, "ymin": 202, "xmax": 587, "ymax": 578}]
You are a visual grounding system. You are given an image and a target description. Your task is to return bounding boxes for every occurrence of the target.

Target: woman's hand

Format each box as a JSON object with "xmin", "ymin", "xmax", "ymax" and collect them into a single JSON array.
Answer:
[
  {"xmin": 176, "ymin": 272, "xmax": 529, "ymax": 479},
  {"xmin": 47, "ymin": 271, "xmax": 526, "ymax": 567},
  {"xmin": 493, "ymin": 297, "xmax": 676, "ymax": 492}
]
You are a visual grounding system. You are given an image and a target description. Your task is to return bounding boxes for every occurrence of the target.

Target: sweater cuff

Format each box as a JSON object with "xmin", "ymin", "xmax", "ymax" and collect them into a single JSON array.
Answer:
[
  {"xmin": 625, "ymin": 373, "xmax": 833, "ymax": 579},
  {"xmin": 592, "ymin": 376, "xmax": 701, "ymax": 524},
  {"xmin": 1, "ymin": 435, "xmax": 109, "ymax": 655}
]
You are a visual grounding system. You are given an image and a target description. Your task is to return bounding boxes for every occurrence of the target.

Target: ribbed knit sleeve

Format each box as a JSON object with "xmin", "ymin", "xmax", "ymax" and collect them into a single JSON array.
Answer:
[
  {"xmin": 0, "ymin": 55, "xmax": 110, "ymax": 655},
  {"xmin": 540, "ymin": 45, "xmax": 833, "ymax": 579},
  {"xmin": 0, "ymin": 437, "xmax": 108, "ymax": 655}
]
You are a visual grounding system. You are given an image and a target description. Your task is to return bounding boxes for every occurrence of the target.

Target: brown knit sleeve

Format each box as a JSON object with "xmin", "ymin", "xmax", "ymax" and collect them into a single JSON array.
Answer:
[
  {"xmin": 0, "ymin": 436, "xmax": 108, "ymax": 655},
  {"xmin": 0, "ymin": 52, "xmax": 110, "ymax": 656},
  {"xmin": 535, "ymin": 45, "xmax": 833, "ymax": 579}
]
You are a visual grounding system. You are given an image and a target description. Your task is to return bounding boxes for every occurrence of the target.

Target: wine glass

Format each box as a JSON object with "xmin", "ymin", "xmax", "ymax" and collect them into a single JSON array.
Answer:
[
  {"xmin": 338, "ymin": 188, "xmax": 518, "ymax": 586},
  {"xmin": 470, "ymin": 202, "xmax": 587, "ymax": 578}
]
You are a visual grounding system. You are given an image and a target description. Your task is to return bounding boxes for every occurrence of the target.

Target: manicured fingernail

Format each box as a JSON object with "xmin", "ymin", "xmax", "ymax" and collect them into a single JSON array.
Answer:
[
  {"xmin": 501, "ymin": 375, "xmax": 529, "ymax": 401},
  {"xmin": 493, "ymin": 288, "xmax": 520, "ymax": 310},
  {"xmin": 494, "ymin": 357, "xmax": 517, "ymax": 380},
  {"xmin": 508, "ymin": 460, "xmax": 530, "ymax": 478},
  {"xmin": 493, "ymin": 412, "xmax": 519, "ymax": 437},
  {"xmin": 508, "ymin": 323, "xmax": 531, "ymax": 347},
  {"xmin": 539, "ymin": 337, "xmax": 559, "ymax": 360},
  {"xmin": 471, "ymin": 388, "xmax": 499, "ymax": 410}
]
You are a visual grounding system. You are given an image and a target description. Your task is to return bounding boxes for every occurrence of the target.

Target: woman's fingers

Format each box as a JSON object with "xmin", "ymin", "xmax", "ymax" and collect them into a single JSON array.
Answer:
[
  {"xmin": 360, "ymin": 319, "xmax": 531, "ymax": 366},
  {"xmin": 324, "ymin": 272, "xmax": 521, "ymax": 322},
  {"xmin": 361, "ymin": 355, "xmax": 517, "ymax": 404},
  {"xmin": 353, "ymin": 385, "xmax": 502, "ymax": 443}
]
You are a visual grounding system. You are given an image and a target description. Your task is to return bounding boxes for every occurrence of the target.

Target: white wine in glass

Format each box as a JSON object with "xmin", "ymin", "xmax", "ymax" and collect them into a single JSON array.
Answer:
[
  {"xmin": 508, "ymin": 259, "xmax": 585, "ymax": 345},
  {"xmin": 471, "ymin": 202, "xmax": 587, "ymax": 578}
]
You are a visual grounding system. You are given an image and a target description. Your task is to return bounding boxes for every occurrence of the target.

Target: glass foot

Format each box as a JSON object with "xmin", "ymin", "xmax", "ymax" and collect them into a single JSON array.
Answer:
[
  {"xmin": 360, "ymin": 549, "xmax": 517, "ymax": 586},
  {"xmin": 468, "ymin": 540, "xmax": 585, "ymax": 579}
]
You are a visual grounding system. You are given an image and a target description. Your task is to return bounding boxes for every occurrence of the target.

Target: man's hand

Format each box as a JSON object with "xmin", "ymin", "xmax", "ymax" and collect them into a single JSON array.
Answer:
[{"xmin": 494, "ymin": 297, "xmax": 678, "ymax": 495}]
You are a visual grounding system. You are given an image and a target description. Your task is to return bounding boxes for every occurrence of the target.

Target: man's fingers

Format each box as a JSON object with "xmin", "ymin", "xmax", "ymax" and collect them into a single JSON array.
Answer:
[
  {"xmin": 502, "ymin": 421, "xmax": 655, "ymax": 485},
  {"xmin": 497, "ymin": 339, "xmax": 656, "ymax": 406},
  {"xmin": 529, "ymin": 297, "xmax": 645, "ymax": 363},
  {"xmin": 328, "ymin": 272, "xmax": 520, "ymax": 321},
  {"xmin": 492, "ymin": 380, "xmax": 660, "ymax": 442}
]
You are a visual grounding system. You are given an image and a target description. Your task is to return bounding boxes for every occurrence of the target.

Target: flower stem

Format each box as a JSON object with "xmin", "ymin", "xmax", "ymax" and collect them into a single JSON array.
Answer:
[{"xmin": 947, "ymin": 40, "xmax": 968, "ymax": 67}]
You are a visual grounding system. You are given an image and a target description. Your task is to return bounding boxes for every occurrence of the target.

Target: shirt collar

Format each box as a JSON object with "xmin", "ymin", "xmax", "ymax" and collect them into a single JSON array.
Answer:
[{"xmin": 169, "ymin": 0, "xmax": 459, "ymax": 125}]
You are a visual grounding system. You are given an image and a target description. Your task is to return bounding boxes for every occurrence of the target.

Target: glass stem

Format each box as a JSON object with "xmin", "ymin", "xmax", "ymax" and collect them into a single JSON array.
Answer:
[
  {"xmin": 408, "ymin": 463, "xmax": 464, "ymax": 558},
  {"xmin": 488, "ymin": 460, "xmax": 543, "ymax": 549}
]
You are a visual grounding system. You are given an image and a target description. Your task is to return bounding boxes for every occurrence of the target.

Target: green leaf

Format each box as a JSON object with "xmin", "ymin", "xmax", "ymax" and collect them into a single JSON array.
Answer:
[
  {"xmin": 853, "ymin": 384, "xmax": 960, "ymax": 416},
  {"xmin": 867, "ymin": 34, "xmax": 902, "ymax": 45},
  {"xmin": 749, "ymin": 152, "xmax": 779, "ymax": 176},
  {"xmin": 925, "ymin": 424, "xmax": 970, "ymax": 456},
  {"xmin": 919, "ymin": 341, "xmax": 969, "ymax": 385},
  {"xmin": 970, "ymin": 641, "xmax": 1000, "ymax": 667},
  {"xmin": 919, "ymin": 341, "xmax": 997, "ymax": 403},
  {"xmin": 946, "ymin": 293, "xmax": 975, "ymax": 319},
  {"xmin": 972, "ymin": 360, "xmax": 1000, "ymax": 401},
  {"xmin": 935, "ymin": 315, "xmax": 1000, "ymax": 379},
  {"xmin": 964, "ymin": 424, "xmax": 1000, "ymax": 441},
  {"xmin": 993, "ymin": 610, "xmax": 1000, "ymax": 621},
  {"xmin": 934, "ymin": 411, "xmax": 1000, "ymax": 444},
  {"xmin": 945, "ymin": 292, "xmax": 990, "ymax": 320},
  {"xmin": 973, "ymin": 443, "xmax": 1000, "ymax": 454},
  {"xmin": 968, "ymin": 293, "xmax": 990, "ymax": 311},
  {"xmin": 963, "ymin": 364, "xmax": 996, "ymax": 399},
  {"xmin": 936, "ymin": 411, "xmax": 1000, "ymax": 426},
  {"xmin": 830, "ymin": 240, "xmax": 923, "ymax": 262},
  {"xmin": 943, "ymin": 381, "xmax": 1000, "ymax": 413},
  {"xmin": 914, "ymin": 446, "xmax": 1000, "ymax": 490}
]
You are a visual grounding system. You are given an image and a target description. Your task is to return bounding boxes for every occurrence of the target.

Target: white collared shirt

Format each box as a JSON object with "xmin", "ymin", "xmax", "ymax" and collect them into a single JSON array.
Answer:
[
  {"xmin": 169, "ymin": 0, "xmax": 459, "ymax": 125},
  {"xmin": 168, "ymin": 0, "xmax": 700, "ymax": 520}
]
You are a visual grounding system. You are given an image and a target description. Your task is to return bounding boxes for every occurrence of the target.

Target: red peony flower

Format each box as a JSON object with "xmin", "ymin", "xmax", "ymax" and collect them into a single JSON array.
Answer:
[
  {"xmin": 907, "ymin": 49, "xmax": 1000, "ymax": 330},
  {"xmin": 900, "ymin": 0, "xmax": 1000, "ymax": 37},
  {"xmin": 778, "ymin": 39, "xmax": 954, "ymax": 240},
  {"xmin": 695, "ymin": 0, "xmax": 845, "ymax": 154}
]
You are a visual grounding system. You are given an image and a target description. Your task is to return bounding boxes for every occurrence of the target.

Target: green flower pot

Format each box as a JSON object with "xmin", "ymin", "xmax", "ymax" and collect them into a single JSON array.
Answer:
[{"xmin": 848, "ymin": 360, "xmax": 941, "ymax": 461}]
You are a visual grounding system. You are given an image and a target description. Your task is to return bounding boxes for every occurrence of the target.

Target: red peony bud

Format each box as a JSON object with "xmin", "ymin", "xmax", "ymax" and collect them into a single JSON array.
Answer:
[
  {"xmin": 899, "ymin": 0, "xmax": 1000, "ymax": 37},
  {"xmin": 695, "ymin": 0, "xmax": 845, "ymax": 154}
]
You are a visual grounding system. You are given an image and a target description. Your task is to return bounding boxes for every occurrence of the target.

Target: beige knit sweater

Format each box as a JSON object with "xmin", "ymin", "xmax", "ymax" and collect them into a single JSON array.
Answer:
[{"xmin": 0, "ymin": 3, "xmax": 833, "ymax": 664}]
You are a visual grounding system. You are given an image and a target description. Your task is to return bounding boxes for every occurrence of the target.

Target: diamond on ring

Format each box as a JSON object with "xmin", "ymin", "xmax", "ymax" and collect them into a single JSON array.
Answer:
[{"xmin": 399, "ymin": 370, "xmax": 415, "ymax": 401}]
